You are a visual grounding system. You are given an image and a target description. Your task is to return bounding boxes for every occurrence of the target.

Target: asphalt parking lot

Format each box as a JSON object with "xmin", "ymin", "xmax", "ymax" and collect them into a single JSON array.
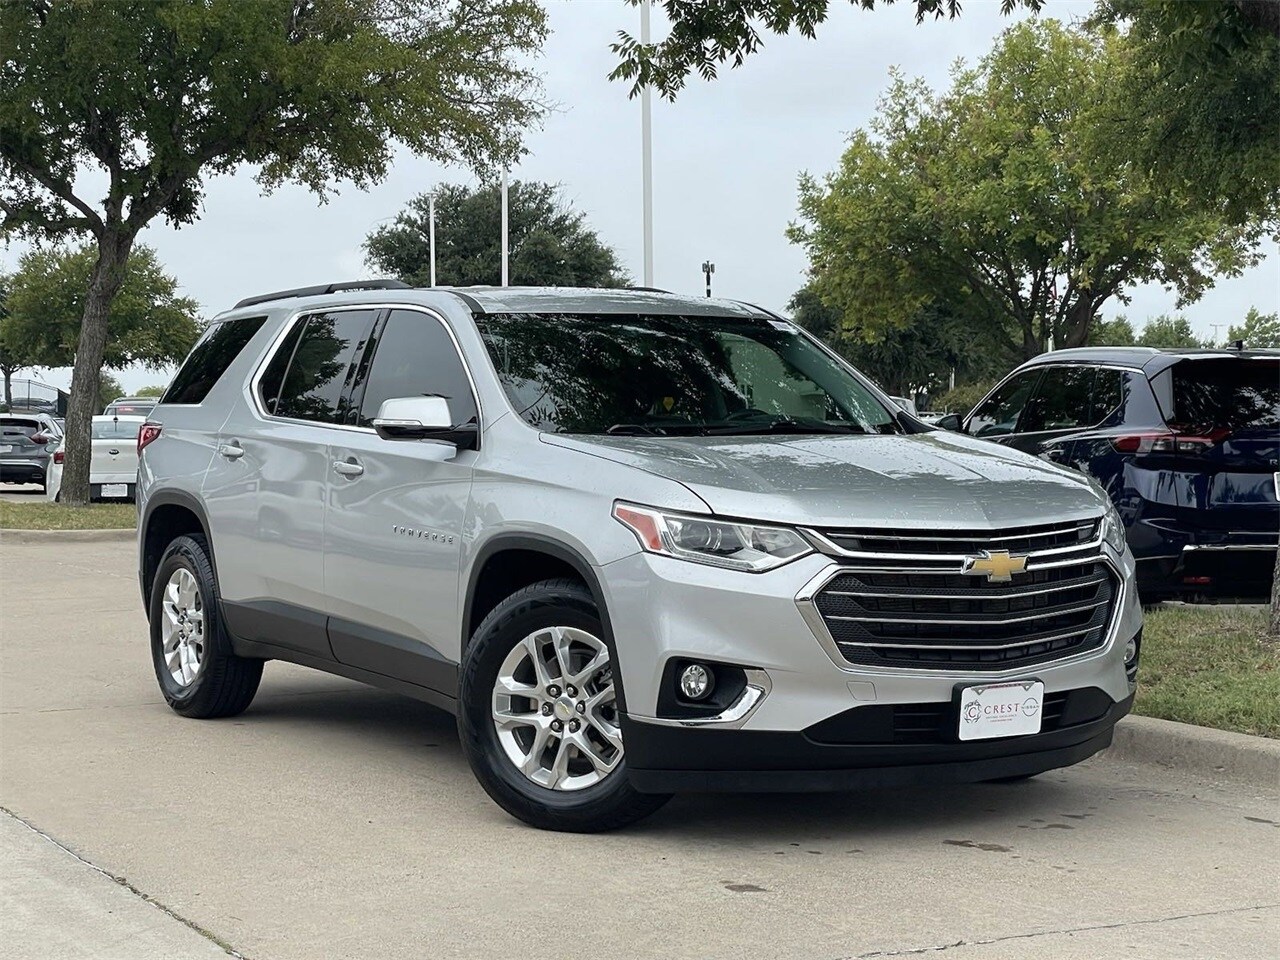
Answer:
[{"xmin": 1, "ymin": 538, "xmax": 1277, "ymax": 960}]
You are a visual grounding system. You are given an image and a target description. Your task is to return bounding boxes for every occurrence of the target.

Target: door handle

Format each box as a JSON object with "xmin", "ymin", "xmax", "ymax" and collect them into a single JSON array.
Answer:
[
  {"xmin": 217, "ymin": 442, "xmax": 245, "ymax": 460},
  {"xmin": 108, "ymin": 448, "xmax": 120, "ymax": 456},
  {"xmin": 333, "ymin": 458, "xmax": 364, "ymax": 478}
]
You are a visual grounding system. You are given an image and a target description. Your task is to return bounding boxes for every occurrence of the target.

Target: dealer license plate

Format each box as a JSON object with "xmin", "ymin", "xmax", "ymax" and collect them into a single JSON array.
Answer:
[
  {"xmin": 100, "ymin": 483, "xmax": 129, "ymax": 499},
  {"xmin": 958, "ymin": 680, "xmax": 1044, "ymax": 741}
]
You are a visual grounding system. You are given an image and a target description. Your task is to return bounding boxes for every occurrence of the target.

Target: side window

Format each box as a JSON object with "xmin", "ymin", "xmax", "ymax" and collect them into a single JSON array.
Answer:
[
  {"xmin": 258, "ymin": 316, "xmax": 307, "ymax": 415},
  {"xmin": 356, "ymin": 310, "xmax": 478, "ymax": 427},
  {"xmin": 162, "ymin": 316, "xmax": 267, "ymax": 405},
  {"xmin": 1091, "ymin": 368, "xmax": 1125, "ymax": 425},
  {"xmin": 1020, "ymin": 366, "xmax": 1093, "ymax": 433},
  {"xmin": 271, "ymin": 310, "xmax": 377, "ymax": 424},
  {"xmin": 967, "ymin": 371, "xmax": 1041, "ymax": 437}
]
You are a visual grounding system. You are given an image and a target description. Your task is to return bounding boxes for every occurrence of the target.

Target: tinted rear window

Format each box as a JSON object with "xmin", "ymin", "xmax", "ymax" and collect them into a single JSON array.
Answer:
[
  {"xmin": 163, "ymin": 316, "xmax": 267, "ymax": 405},
  {"xmin": 92, "ymin": 420, "xmax": 142, "ymax": 440},
  {"xmin": 1166, "ymin": 359, "xmax": 1279, "ymax": 430}
]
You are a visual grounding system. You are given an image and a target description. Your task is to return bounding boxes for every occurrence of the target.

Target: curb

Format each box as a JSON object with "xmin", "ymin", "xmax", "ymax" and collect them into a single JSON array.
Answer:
[
  {"xmin": 0, "ymin": 527, "xmax": 135, "ymax": 544},
  {"xmin": 1105, "ymin": 714, "xmax": 1280, "ymax": 788}
]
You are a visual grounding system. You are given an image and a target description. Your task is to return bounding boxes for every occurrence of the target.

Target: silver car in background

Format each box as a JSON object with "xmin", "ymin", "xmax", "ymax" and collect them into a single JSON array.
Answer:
[
  {"xmin": 137, "ymin": 284, "xmax": 1141, "ymax": 831},
  {"xmin": 0, "ymin": 412, "xmax": 62, "ymax": 492}
]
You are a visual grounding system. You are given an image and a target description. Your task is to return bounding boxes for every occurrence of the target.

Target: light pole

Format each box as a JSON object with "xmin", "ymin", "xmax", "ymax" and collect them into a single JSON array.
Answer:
[
  {"xmin": 428, "ymin": 191, "xmax": 437, "ymax": 287},
  {"xmin": 500, "ymin": 168, "xmax": 510, "ymax": 287},
  {"xmin": 702, "ymin": 260, "xmax": 715, "ymax": 297},
  {"xmin": 640, "ymin": 0, "xmax": 654, "ymax": 287}
]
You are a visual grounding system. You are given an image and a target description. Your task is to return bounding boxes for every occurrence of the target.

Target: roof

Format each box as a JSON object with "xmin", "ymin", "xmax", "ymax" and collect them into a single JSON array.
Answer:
[
  {"xmin": 223, "ymin": 281, "xmax": 771, "ymax": 320},
  {"xmin": 94, "ymin": 414, "xmax": 147, "ymax": 422},
  {"xmin": 1021, "ymin": 345, "xmax": 1280, "ymax": 376}
]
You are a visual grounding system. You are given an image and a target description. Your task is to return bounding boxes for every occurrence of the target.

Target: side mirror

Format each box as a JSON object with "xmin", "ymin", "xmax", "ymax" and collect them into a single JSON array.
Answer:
[
  {"xmin": 935, "ymin": 414, "xmax": 963, "ymax": 433},
  {"xmin": 372, "ymin": 396, "xmax": 478, "ymax": 450}
]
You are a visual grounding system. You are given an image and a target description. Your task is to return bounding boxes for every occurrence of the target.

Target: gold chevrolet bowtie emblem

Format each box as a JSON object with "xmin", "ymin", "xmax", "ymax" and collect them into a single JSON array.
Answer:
[{"xmin": 963, "ymin": 549, "xmax": 1028, "ymax": 583}]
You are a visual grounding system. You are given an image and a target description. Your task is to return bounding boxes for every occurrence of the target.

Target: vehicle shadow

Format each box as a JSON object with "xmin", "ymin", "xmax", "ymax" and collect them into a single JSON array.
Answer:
[{"xmin": 239, "ymin": 682, "xmax": 1103, "ymax": 841}]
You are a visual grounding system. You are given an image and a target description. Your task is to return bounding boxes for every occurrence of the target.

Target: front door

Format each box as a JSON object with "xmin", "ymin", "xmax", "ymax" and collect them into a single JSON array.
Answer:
[{"xmin": 323, "ymin": 307, "xmax": 480, "ymax": 693}]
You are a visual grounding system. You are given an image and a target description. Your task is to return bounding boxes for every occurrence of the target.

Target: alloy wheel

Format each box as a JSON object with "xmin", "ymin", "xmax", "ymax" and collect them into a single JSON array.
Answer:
[{"xmin": 161, "ymin": 568, "xmax": 205, "ymax": 687}]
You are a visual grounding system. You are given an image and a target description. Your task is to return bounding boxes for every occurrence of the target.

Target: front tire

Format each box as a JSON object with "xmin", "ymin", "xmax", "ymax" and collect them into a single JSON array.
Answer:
[
  {"xmin": 149, "ymin": 534, "xmax": 262, "ymax": 718},
  {"xmin": 458, "ymin": 578, "xmax": 671, "ymax": 832}
]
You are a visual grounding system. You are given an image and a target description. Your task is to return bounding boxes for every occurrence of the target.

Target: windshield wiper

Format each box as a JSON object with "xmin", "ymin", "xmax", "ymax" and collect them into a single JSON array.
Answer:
[
  {"xmin": 704, "ymin": 417, "xmax": 866, "ymax": 437},
  {"xmin": 604, "ymin": 423, "xmax": 668, "ymax": 436}
]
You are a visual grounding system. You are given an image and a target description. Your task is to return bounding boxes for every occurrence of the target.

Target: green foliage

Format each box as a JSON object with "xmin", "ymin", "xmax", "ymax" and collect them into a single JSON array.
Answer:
[
  {"xmin": 96, "ymin": 372, "xmax": 125, "ymax": 414},
  {"xmin": 1093, "ymin": 1, "xmax": 1280, "ymax": 224},
  {"xmin": 931, "ymin": 380, "xmax": 996, "ymax": 417},
  {"xmin": 0, "ymin": 0, "xmax": 548, "ymax": 240},
  {"xmin": 789, "ymin": 21, "xmax": 1268, "ymax": 362},
  {"xmin": 611, "ymin": 0, "xmax": 1041, "ymax": 98},
  {"xmin": 789, "ymin": 285, "xmax": 1001, "ymax": 396},
  {"xmin": 134, "ymin": 385, "xmax": 168, "ymax": 398},
  {"xmin": 1135, "ymin": 314, "xmax": 1206, "ymax": 349},
  {"xmin": 3, "ymin": 244, "xmax": 201, "ymax": 371},
  {"xmin": 365, "ymin": 182, "xmax": 629, "ymax": 288},
  {"xmin": 1089, "ymin": 315, "xmax": 1138, "ymax": 346},
  {"xmin": 1227, "ymin": 307, "xmax": 1280, "ymax": 349}
]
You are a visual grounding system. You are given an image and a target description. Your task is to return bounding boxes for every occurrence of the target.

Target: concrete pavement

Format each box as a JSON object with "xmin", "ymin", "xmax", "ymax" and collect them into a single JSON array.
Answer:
[{"xmin": 2, "ymin": 539, "xmax": 1277, "ymax": 960}]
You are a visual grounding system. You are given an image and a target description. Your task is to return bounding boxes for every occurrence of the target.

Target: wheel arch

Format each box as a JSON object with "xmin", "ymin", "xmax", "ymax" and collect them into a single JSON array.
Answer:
[
  {"xmin": 463, "ymin": 534, "xmax": 615, "ymax": 654},
  {"xmin": 139, "ymin": 490, "xmax": 213, "ymax": 615}
]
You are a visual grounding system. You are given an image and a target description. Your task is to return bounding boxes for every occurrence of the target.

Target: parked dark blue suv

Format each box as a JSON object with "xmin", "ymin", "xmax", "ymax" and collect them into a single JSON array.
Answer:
[{"xmin": 960, "ymin": 347, "xmax": 1279, "ymax": 602}]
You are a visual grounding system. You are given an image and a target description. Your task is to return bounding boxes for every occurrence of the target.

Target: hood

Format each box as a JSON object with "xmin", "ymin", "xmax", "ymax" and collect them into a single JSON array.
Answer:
[{"xmin": 542, "ymin": 431, "xmax": 1105, "ymax": 529}]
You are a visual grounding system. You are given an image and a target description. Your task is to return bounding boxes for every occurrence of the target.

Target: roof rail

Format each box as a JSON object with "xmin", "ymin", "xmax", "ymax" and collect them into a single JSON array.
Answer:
[
  {"xmin": 233, "ymin": 279, "xmax": 411, "ymax": 310},
  {"xmin": 628, "ymin": 286, "xmax": 673, "ymax": 294}
]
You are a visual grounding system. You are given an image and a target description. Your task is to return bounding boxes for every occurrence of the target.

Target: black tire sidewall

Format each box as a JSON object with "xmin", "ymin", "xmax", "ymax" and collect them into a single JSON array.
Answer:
[
  {"xmin": 148, "ymin": 535, "xmax": 232, "ymax": 708},
  {"xmin": 459, "ymin": 580, "xmax": 667, "ymax": 830}
]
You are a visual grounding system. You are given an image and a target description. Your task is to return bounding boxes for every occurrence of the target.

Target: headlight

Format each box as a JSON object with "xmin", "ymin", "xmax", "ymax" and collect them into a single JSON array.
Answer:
[
  {"xmin": 613, "ymin": 502, "xmax": 813, "ymax": 572},
  {"xmin": 1101, "ymin": 503, "xmax": 1127, "ymax": 554}
]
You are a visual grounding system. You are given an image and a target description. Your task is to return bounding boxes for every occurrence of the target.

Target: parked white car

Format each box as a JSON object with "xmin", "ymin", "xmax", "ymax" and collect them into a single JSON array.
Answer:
[{"xmin": 47, "ymin": 415, "xmax": 145, "ymax": 502}]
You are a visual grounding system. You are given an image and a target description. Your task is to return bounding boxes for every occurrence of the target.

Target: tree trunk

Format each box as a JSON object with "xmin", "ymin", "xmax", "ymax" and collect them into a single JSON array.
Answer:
[
  {"xmin": 2, "ymin": 368, "xmax": 12, "ymax": 410},
  {"xmin": 59, "ymin": 230, "xmax": 134, "ymax": 507},
  {"xmin": 1270, "ymin": 547, "xmax": 1280, "ymax": 638},
  {"xmin": 1062, "ymin": 298, "xmax": 1095, "ymax": 349}
]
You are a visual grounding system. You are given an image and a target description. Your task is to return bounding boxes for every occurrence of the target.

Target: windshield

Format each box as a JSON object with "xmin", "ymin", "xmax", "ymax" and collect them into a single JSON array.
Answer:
[
  {"xmin": 92, "ymin": 420, "xmax": 142, "ymax": 440},
  {"xmin": 476, "ymin": 313, "xmax": 898, "ymax": 436},
  {"xmin": 1167, "ymin": 359, "xmax": 1279, "ymax": 431}
]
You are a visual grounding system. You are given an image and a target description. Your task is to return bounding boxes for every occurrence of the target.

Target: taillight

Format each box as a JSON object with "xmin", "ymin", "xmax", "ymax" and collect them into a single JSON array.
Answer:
[
  {"xmin": 138, "ymin": 422, "xmax": 163, "ymax": 455},
  {"xmin": 53, "ymin": 451, "xmax": 65, "ymax": 464},
  {"xmin": 1110, "ymin": 429, "xmax": 1227, "ymax": 455}
]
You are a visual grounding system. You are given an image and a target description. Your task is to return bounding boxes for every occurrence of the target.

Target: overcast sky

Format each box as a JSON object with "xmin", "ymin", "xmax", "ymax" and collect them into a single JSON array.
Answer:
[{"xmin": 4, "ymin": 0, "xmax": 1276, "ymax": 395}]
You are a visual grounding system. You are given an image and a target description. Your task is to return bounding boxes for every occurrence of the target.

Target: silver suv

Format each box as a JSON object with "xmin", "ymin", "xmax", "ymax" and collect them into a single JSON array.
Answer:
[{"xmin": 138, "ymin": 283, "xmax": 1141, "ymax": 832}]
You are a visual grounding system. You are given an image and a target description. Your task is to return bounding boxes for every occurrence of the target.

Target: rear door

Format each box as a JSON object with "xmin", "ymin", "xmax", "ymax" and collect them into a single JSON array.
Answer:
[
  {"xmin": 323, "ymin": 307, "xmax": 479, "ymax": 686},
  {"xmin": 1154, "ymin": 356, "xmax": 1280, "ymax": 541},
  {"xmin": 201, "ymin": 308, "xmax": 379, "ymax": 658}
]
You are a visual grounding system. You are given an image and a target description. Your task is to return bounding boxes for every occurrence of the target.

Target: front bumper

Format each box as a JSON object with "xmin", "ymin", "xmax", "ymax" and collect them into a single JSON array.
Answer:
[
  {"xmin": 600, "ymin": 543, "xmax": 1140, "ymax": 791},
  {"xmin": 627, "ymin": 693, "xmax": 1132, "ymax": 792}
]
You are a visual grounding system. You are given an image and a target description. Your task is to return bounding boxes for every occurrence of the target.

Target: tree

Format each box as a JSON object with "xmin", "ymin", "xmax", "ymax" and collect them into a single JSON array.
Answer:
[
  {"xmin": 0, "ymin": 1, "xmax": 546, "ymax": 505},
  {"xmin": 1135, "ymin": 315, "xmax": 1206, "ymax": 350},
  {"xmin": 134, "ymin": 385, "xmax": 168, "ymax": 398},
  {"xmin": 1089, "ymin": 316, "xmax": 1138, "ymax": 347},
  {"xmin": 1093, "ymin": 1, "xmax": 1280, "ymax": 225},
  {"xmin": 365, "ymin": 182, "xmax": 629, "ymax": 289},
  {"xmin": 789, "ymin": 285, "xmax": 1001, "ymax": 397},
  {"xmin": 787, "ymin": 21, "xmax": 1268, "ymax": 363},
  {"xmin": 1227, "ymin": 308, "xmax": 1280, "ymax": 349},
  {"xmin": 4, "ymin": 245, "xmax": 202, "ymax": 376},
  {"xmin": 611, "ymin": 0, "xmax": 1041, "ymax": 98},
  {"xmin": 97, "ymin": 372, "xmax": 124, "ymax": 415},
  {"xmin": 0, "ymin": 273, "xmax": 37, "ymax": 410}
]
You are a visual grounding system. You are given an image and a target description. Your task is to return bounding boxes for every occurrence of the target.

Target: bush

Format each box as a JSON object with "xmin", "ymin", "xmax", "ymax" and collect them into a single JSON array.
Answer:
[{"xmin": 930, "ymin": 380, "xmax": 995, "ymax": 416}]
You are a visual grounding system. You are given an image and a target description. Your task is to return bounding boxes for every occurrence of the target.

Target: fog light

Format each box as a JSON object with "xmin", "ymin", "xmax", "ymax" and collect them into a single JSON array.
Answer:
[
  {"xmin": 679, "ymin": 663, "xmax": 714, "ymax": 701},
  {"xmin": 1124, "ymin": 638, "xmax": 1138, "ymax": 664}
]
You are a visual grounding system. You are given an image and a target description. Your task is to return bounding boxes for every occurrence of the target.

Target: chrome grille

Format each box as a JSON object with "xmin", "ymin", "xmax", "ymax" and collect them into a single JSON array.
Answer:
[{"xmin": 807, "ymin": 518, "xmax": 1117, "ymax": 671}]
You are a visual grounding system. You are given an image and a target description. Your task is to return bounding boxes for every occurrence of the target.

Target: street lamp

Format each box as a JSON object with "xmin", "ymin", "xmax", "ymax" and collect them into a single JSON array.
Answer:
[
  {"xmin": 702, "ymin": 260, "xmax": 715, "ymax": 298},
  {"xmin": 428, "ymin": 190, "xmax": 437, "ymax": 287}
]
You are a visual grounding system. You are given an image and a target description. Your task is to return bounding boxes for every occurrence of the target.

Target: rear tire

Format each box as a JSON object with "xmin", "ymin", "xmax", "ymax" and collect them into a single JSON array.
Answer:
[
  {"xmin": 149, "ymin": 534, "xmax": 262, "ymax": 718},
  {"xmin": 458, "ymin": 578, "xmax": 671, "ymax": 832}
]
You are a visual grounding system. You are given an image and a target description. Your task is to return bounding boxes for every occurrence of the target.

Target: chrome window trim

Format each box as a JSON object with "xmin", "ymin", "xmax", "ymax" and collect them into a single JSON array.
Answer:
[
  {"xmin": 245, "ymin": 302, "xmax": 484, "ymax": 436},
  {"xmin": 795, "ymin": 551, "xmax": 1128, "ymax": 680},
  {"xmin": 628, "ymin": 669, "xmax": 772, "ymax": 729}
]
